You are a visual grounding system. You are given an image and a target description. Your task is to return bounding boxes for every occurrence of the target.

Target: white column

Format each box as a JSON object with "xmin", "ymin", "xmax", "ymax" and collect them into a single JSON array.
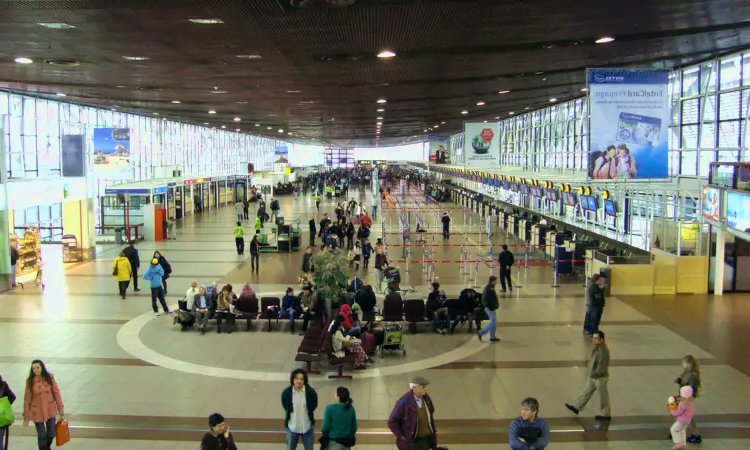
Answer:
[{"xmin": 713, "ymin": 227, "xmax": 726, "ymax": 295}]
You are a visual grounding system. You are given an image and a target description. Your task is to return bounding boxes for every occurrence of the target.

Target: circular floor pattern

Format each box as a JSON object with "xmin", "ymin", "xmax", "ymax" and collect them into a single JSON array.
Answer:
[{"xmin": 117, "ymin": 295, "xmax": 488, "ymax": 381}]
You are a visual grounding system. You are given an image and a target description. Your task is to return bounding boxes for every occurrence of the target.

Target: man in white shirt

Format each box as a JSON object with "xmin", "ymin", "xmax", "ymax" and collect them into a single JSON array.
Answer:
[
  {"xmin": 281, "ymin": 369, "xmax": 318, "ymax": 450},
  {"xmin": 371, "ymin": 197, "xmax": 378, "ymax": 219}
]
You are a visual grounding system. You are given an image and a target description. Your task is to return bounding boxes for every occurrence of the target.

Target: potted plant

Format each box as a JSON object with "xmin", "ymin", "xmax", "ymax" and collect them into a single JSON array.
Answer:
[{"xmin": 309, "ymin": 248, "xmax": 350, "ymax": 314}]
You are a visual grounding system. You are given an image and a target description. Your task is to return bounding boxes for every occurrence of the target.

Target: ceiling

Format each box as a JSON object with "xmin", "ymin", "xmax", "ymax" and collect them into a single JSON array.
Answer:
[{"xmin": 1, "ymin": 0, "xmax": 749, "ymax": 143}]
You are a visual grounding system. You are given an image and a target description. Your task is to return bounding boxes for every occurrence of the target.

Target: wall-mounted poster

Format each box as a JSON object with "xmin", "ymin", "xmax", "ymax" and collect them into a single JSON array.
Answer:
[
  {"xmin": 701, "ymin": 186, "xmax": 721, "ymax": 222},
  {"xmin": 587, "ymin": 69, "xmax": 669, "ymax": 180},
  {"xmin": 427, "ymin": 134, "xmax": 450, "ymax": 164},
  {"xmin": 93, "ymin": 128, "xmax": 131, "ymax": 176},
  {"xmin": 464, "ymin": 122, "xmax": 499, "ymax": 168}
]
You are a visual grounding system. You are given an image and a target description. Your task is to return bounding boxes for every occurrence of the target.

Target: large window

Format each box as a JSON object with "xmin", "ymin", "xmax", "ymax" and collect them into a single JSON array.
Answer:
[{"xmin": 14, "ymin": 203, "xmax": 63, "ymax": 242}]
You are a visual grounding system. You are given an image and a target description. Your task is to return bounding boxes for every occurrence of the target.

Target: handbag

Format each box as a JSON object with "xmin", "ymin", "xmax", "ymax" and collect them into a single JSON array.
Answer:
[
  {"xmin": 55, "ymin": 418, "xmax": 70, "ymax": 446},
  {"xmin": 0, "ymin": 396, "xmax": 14, "ymax": 427},
  {"xmin": 112, "ymin": 260, "xmax": 119, "ymax": 276}
]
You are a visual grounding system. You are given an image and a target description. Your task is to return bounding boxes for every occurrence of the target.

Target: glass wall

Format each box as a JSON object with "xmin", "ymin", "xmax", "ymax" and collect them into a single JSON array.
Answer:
[{"xmin": 446, "ymin": 49, "xmax": 750, "ymax": 176}]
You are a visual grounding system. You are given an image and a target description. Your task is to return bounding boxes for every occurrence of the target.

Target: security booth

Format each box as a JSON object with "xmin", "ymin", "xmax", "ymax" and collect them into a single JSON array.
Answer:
[{"xmin": 230, "ymin": 175, "xmax": 250, "ymax": 202}]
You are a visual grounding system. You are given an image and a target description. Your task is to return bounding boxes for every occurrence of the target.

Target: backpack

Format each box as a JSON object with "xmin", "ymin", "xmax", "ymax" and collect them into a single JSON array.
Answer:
[
  {"xmin": 159, "ymin": 257, "xmax": 172, "ymax": 276},
  {"xmin": 0, "ymin": 395, "xmax": 15, "ymax": 428},
  {"xmin": 272, "ymin": 200, "xmax": 279, "ymax": 210}
]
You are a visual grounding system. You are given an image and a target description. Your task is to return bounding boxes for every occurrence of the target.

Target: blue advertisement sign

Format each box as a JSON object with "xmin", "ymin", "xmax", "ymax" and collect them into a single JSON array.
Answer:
[
  {"xmin": 274, "ymin": 146, "xmax": 288, "ymax": 156},
  {"xmin": 587, "ymin": 69, "xmax": 669, "ymax": 180},
  {"xmin": 93, "ymin": 128, "xmax": 131, "ymax": 176},
  {"xmin": 727, "ymin": 191, "xmax": 750, "ymax": 233}
]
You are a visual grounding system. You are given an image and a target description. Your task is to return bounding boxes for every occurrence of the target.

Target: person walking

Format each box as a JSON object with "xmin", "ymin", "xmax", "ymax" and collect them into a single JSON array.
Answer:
[
  {"xmin": 242, "ymin": 197, "xmax": 250, "ymax": 220},
  {"xmin": 270, "ymin": 198, "xmax": 280, "ymax": 223},
  {"xmin": 9, "ymin": 244, "xmax": 18, "ymax": 288},
  {"xmin": 477, "ymin": 276, "xmax": 500, "ymax": 342},
  {"xmin": 111, "ymin": 251, "xmax": 132, "ymax": 299},
  {"xmin": 321, "ymin": 386, "xmax": 357, "ymax": 450},
  {"xmin": 308, "ymin": 218, "xmax": 316, "ymax": 246},
  {"xmin": 670, "ymin": 386, "xmax": 695, "ymax": 450},
  {"xmin": 565, "ymin": 330, "xmax": 611, "ymax": 421},
  {"xmin": 441, "ymin": 212, "xmax": 450, "ymax": 239},
  {"xmin": 201, "ymin": 413, "xmax": 238, "ymax": 450},
  {"xmin": 672, "ymin": 355, "xmax": 702, "ymax": 443},
  {"xmin": 281, "ymin": 369, "xmax": 318, "ymax": 450},
  {"xmin": 387, "ymin": 376, "xmax": 438, "ymax": 450},
  {"xmin": 0, "ymin": 374, "xmax": 17, "ymax": 450},
  {"xmin": 509, "ymin": 398, "xmax": 550, "ymax": 450},
  {"xmin": 498, "ymin": 244, "xmax": 515, "ymax": 293},
  {"xmin": 249, "ymin": 234, "xmax": 260, "ymax": 274},
  {"xmin": 22, "ymin": 360, "xmax": 64, "ymax": 450},
  {"xmin": 143, "ymin": 258, "xmax": 170, "ymax": 316},
  {"xmin": 122, "ymin": 240, "xmax": 141, "ymax": 292},
  {"xmin": 153, "ymin": 251, "xmax": 172, "ymax": 295},
  {"xmin": 234, "ymin": 221, "xmax": 245, "ymax": 255},
  {"xmin": 315, "ymin": 192, "xmax": 321, "ymax": 212},
  {"xmin": 234, "ymin": 200, "xmax": 244, "ymax": 222},
  {"xmin": 371, "ymin": 197, "xmax": 378, "ymax": 218},
  {"xmin": 584, "ymin": 274, "xmax": 606, "ymax": 335}
]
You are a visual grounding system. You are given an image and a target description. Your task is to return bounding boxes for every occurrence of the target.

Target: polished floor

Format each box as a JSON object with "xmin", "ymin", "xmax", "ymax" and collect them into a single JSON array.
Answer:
[{"xmin": 2, "ymin": 186, "xmax": 750, "ymax": 448}]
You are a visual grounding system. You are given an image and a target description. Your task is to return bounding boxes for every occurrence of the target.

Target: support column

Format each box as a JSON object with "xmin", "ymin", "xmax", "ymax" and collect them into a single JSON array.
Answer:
[
  {"xmin": 0, "ymin": 115, "xmax": 12, "ymax": 291},
  {"xmin": 713, "ymin": 227, "xmax": 726, "ymax": 296}
]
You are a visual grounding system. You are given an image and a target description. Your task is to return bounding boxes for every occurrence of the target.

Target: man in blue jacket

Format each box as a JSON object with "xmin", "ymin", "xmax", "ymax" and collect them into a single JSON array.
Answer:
[
  {"xmin": 142, "ymin": 258, "xmax": 170, "ymax": 316},
  {"xmin": 281, "ymin": 369, "xmax": 318, "ymax": 450},
  {"xmin": 509, "ymin": 398, "xmax": 550, "ymax": 450},
  {"xmin": 278, "ymin": 287, "xmax": 301, "ymax": 333}
]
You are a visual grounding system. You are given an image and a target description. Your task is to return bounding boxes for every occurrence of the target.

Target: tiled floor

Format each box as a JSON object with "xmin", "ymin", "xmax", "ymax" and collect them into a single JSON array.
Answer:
[{"xmin": 2, "ymin": 188, "xmax": 750, "ymax": 448}]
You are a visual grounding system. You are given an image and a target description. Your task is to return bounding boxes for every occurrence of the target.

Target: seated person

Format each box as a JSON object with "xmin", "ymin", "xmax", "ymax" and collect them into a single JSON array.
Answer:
[
  {"xmin": 174, "ymin": 281, "xmax": 200, "ymax": 330},
  {"xmin": 277, "ymin": 287, "xmax": 302, "ymax": 333},
  {"xmin": 347, "ymin": 273, "xmax": 363, "ymax": 294},
  {"xmin": 329, "ymin": 315, "xmax": 369, "ymax": 370},
  {"xmin": 215, "ymin": 285, "xmax": 236, "ymax": 334},
  {"xmin": 448, "ymin": 288, "xmax": 481, "ymax": 333},
  {"xmin": 339, "ymin": 304, "xmax": 362, "ymax": 337},
  {"xmin": 355, "ymin": 285, "xmax": 377, "ymax": 324},
  {"xmin": 298, "ymin": 284, "xmax": 320, "ymax": 332},
  {"xmin": 425, "ymin": 282, "xmax": 449, "ymax": 334},
  {"xmin": 383, "ymin": 266, "xmax": 401, "ymax": 291},
  {"xmin": 234, "ymin": 282, "xmax": 258, "ymax": 313},
  {"xmin": 192, "ymin": 287, "xmax": 213, "ymax": 334}
]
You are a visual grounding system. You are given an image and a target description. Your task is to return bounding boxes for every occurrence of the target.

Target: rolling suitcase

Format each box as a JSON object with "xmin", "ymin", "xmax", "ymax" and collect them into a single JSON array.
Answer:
[{"xmin": 361, "ymin": 332, "xmax": 376, "ymax": 354}]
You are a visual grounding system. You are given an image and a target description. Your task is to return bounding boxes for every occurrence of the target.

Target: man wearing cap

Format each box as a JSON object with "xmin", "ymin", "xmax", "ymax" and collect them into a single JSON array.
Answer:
[
  {"xmin": 201, "ymin": 413, "xmax": 237, "ymax": 450},
  {"xmin": 142, "ymin": 257, "xmax": 170, "ymax": 316},
  {"xmin": 387, "ymin": 376, "xmax": 438, "ymax": 450}
]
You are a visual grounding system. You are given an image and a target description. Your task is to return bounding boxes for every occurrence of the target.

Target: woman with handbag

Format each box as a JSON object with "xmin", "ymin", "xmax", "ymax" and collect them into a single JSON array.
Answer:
[
  {"xmin": 112, "ymin": 251, "xmax": 132, "ymax": 299},
  {"xmin": 321, "ymin": 386, "xmax": 357, "ymax": 450},
  {"xmin": 22, "ymin": 360, "xmax": 65, "ymax": 450}
]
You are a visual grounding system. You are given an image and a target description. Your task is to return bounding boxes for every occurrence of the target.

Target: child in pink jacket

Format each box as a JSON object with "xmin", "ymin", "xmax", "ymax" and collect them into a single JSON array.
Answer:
[{"xmin": 669, "ymin": 385, "xmax": 695, "ymax": 449}]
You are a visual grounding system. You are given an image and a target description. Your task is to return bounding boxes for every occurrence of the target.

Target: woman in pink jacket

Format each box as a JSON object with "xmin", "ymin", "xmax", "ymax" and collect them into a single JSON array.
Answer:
[{"xmin": 23, "ymin": 360, "xmax": 64, "ymax": 450}]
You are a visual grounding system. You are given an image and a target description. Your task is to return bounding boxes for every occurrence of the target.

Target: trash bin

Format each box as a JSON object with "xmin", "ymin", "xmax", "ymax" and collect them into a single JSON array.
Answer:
[{"xmin": 114, "ymin": 227, "xmax": 124, "ymax": 245}]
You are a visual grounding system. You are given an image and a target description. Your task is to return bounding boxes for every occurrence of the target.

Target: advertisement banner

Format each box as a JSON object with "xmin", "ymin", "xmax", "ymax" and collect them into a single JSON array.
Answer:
[
  {"xmin": 701, "ymin": 186, "xmax": 721, "ymax": 222},
  {"xmin": 93, "ymin": 128, "xmax": 131, "ymax": 176},
  {"xmin": 587, "ymin": 69, "xmax": 669, "ymax": 180},
  {"xmin": 463, "ymin": 123, "xmax": 499, "ymax": 168},
  {"xmin": 426, "ymin": 134, "xmax": 449, "ymax": 164},
  {"xmin": 727, "ymin": 191, "xmax": 750, "ymax": 232}
]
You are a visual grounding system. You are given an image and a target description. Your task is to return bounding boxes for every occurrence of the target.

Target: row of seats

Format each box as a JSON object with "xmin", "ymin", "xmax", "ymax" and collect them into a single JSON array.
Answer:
[
  {"xmin": 382, "ymin": 298, "xmax": 487, "ymax": 332},
  {"xmin": 294, "ymin": 309, "xmax": 357, "ymax": 379}
]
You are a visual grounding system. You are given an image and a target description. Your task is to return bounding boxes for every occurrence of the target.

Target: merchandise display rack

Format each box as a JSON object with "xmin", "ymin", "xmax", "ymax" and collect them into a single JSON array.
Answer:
[{"xmin": 11, "ymin": 227, "xmax": 44, "ymax": 289}]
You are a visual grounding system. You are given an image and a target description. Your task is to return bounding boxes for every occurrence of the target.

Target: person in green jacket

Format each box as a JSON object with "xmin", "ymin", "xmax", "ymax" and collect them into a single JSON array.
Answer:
[
  {"xmin": 315, "ymin": 193, "xmax": 321, "ymax": 211},
  {"xmin": 233, "ymin": 221, "xmax": 245, "ymax": 255},
  {"xmin": 322, "ymin": 386, "xmax": 357, "ymax": 449},
  {"xmin": 254, "ymin": 217, "xmax": 262, "ymax": 234}
]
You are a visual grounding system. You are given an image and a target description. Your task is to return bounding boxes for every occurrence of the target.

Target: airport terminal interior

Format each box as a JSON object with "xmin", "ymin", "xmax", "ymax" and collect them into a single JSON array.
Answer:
[{"xmin": 2, "ymin": 1, "xmax": 750, "ymax": 449}]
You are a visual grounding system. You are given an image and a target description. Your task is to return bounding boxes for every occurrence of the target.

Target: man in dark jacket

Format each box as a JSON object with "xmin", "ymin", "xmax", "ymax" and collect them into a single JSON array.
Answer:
[
  {"xmin": 478, "ymin": 276, "xmax": 500, "ymax": 342},
  {"xmin": 584, "ymin": 274, "xmax": 606, "ymax": 335},
  {"xmin": 308, "ymin": 218, "xmax": 316, "ymax": 246},
  {"xmin": 122, "ymin": 240, "xmax": 141, "ymax": 292},
  {"xmin": 200, "ymin": 413, "xmax": 238, "ymax": 450},
  {"xmin": 10, "ymin": 245, "xmax": 18, "ymax": 287},
  {"xmin": 387, "ymin": 376, "xmax": 438, "ymax": 450},
  {"xmin": 441, "ymin": 212, "xmax": 450, "ymax": 239},
  {"xmin": 449, "ymin": 288, "xmax": 480, "ymax": 333},
  {"xmin": 281, "ymin": 369, "xmax": 318, "ymax": 450},
  {"xmin": 498, "ymin": 244, "xmax": 515, "ymax": 292},
  {"xmin": 566, "ymin": 330, "xmax": 611, "ymax": 421},
  {"xmin": 355, "ymin": 285, "xmax": 377, "ymax": 324},
  {"xmin": 319, "ymin": 214, "xmax": 331, "ymax": 238}
]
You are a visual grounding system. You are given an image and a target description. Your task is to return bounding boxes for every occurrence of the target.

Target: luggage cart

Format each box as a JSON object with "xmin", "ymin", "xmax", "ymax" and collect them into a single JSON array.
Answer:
[{"xmin": 379, "ymin": 321, "xmax": 406, "ymax": 356}]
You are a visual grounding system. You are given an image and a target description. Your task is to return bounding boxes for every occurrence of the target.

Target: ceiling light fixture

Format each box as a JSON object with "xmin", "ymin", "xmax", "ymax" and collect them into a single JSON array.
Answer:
[
  {"xmin": 122, "ymin": 56, "xmax": 149, "ymax": 61},
  {"xmin": 221, "ymin": 125, "xmax": 226, "ymax": 129},
  {"xmin": 189, "ymin": 18, "xmax": 224, "ymax": 24},
  {"xmin": 377, "ymin": 50, "xmax": 396, "ymax": 58},
  {"xmin": 267, "ymin": 127, "xmax": 272, "ymax": 130},
  {"xmin": 581, "ymin": 88, "xmax": 588, "ymax": 92},
  {"xmin": 549, "ymin": 98, "xmax": 557, "ymax": 102},
  {"xmin": 236, "ymin": 128, "xmax": 241, "ymax": 132},
  {"xmin": 441, "ymin": 121, "xmax": 445, "ymax": 124},
  {"xmin": 255, "ymin": 123, "xmax": 260, "ymax": 126},
  {"xmin": 498, "ymin": 90, "xmax": 510, "ymax": 94},
  {"xmin": 236, "ymin": 54, "xmax": 262, "ymax": 59},
  {"xmin": 55, "ymin": 93, "xmax": 66, "ymax": 97},
  {"xmin": 434, "ymin": 125, "xmax": 439, "ymax": 128},
  {"xmin": 234, "ymin": 117, "xmax": 241, "ymax": 121},
  {"xmin": 286, "ymin": 90, "xmax": 301, "ymax": 93},
  {"xmin": 525, "ymin": 107, "xmax": 530, "ymax": 110},
  {"xmin": 172, "ymin": 100, "xmax": 181, "ymax": 104},
  {"xmin": 236, "ymin": 101, "xmax": 248, "ymax": 104},
  {"xmin": 509, "ymin": 112, "xmax": 515, "ymax": 115},
  {"xmin": 278, "ymin": 129, "xmax": 284, "ymax": 133},
  {"xmin": 595, "ymin": 36, "xmax": 615, "ymax": 44},
  {"xmin": 152, "ymin": 112, "xmax": 159, "ymax": 115},
  {"xmin": 116, "ymin": 85, "xmax": 127, "ymax": 88},
  {"xmin": 495, "ymin": 116, "xmax": 500, "ymax": 119},
  {"xmin": 483, "ymin": 120, "xmax": 488, "ymax": 123},
  {"xmin": 423, "ymin": 129, "xmax": 427, "ymax": 132},
  {"xmin": 476, "ymin": 101, "xmax": 485, "ymax": 106},
  {"xmin": 377, "ymin": 108, "xmax": 385, "ymax": 112},
  {"xmin": 461, "ymin": 110, "xmax": 468, "ymax": 115},
  {"xmin": 377, "ymin": 122, "xmax": 382, "ymax": 125},
  {"xmin": 376, "ymin": 117, "xmax": 383, "ymax": 120},
  {"xmin": 204, "ymin": 122, "xmax": 209, "ymax": 125},
  {"xmin": 38, "ymin": 23, "xmax": 76, "ymax": 29},
  {"xmin": 208, "ymin": 110, "xmax": 217, "ymax": 114},
  {"xmin": 376, "ymin": 99, "xmax": 387, "ymax": 103},
  {"xmin": 14, "ymin": 57, "xmax": 33, "ymax": 64}
]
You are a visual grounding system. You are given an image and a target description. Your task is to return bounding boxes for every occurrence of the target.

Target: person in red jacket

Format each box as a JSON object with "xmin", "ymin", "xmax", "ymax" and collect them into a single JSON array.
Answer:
[
  {"xmin": 23, "ymin": 360, "xmax": 64, "ymax": 450},
  {"xmin": 387, "ymin": 376, "xmax": 438, "ymax": 450}
]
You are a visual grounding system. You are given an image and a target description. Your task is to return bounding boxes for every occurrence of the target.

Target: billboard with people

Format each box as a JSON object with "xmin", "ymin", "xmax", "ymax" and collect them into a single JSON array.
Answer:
[{"xmin": 587, "ymin": 69, "xmax": 669, "ymax": 180}]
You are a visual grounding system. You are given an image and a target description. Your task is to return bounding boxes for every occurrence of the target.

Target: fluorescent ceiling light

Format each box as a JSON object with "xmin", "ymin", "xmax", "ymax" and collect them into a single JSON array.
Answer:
[
  {"xmin": 498, "ymin": 90, "xmax": 510, "ymax": 94},
  {"xmin": 172, "ymin": 100, "xmax": 181, "ymax": 104},
  {"xmin": 152, "ymin": 112, "xmax": 159, "ymax": 115},
  {"xmin": 509, "ymin": 112, "xmax": 515, "ymax": 115},
  {"xmin": 377, "ymin": 108, "xmax": 385, "ymax": 112},
  {"xmin": 116, "ymin": 85, "xmax": 127, "ymax": 88},
  {"xmin": 286, "ymin": 90, "xmax": 301, "ymax": 93},
  {"xmin": 535, "ymin": 72, "xmax": 544, "ymax": 75},
  {"xmin": 204, "ymin": 123, "xmax": 209, "ymax": 125},
  {"xmin": 376, "ymin": 99, "xmax": 387, "ymax": 103},
  {"xmin": 581, "ymin": 88, "xmax": 588, "ymax": 92},
  {"xmin": 38, "ymin": 23, "xmax": 76, "ymax": 29},
  {"xmin": 236, "ymin": 101, "xmax": 248, "ymax": 104},
  {"xmin": 236, "ymin": 129, "xmax": 241, "ymax": 132},
  {"xmin": 278, "ymin": 129, "xmax": 284, "ymax": 133},
  {"xmin": 377, "ymin": 50, "xmax": 396, "ymax": 58},
  {"xmin": 595, "ymin": 36, "xmax": 615, "ymax": 44},
  {"xmin": 208, "ymin": 110, "xmax": 217, "ymax": 114},
  {"xmin": 495, "ymin": 116, "xmax": 500, "ymax": 119},
  {"xmin": 525, "ymin": 107, "xmax": 530, "ymax": 110},
  {"xmin": 122, "ymin": 56, "xmax": 149, "ymax": 60},
  {"xmin": 189, "ymin": 18, "xmax": 224, "ymax": 24},
  {"xmin": 549, "ymin": 98, "xmax": 557, "ymax": 102},
  {"xmin": 221, "ymin": 125, "xmax": 226, "ymax": 129},
  {"xmin": 483, "ymin": 120, "xmax": 488, "ymax": 123},
  {"xmin": 267, "ymin": 126, "xmax": 272, "ymax": 130},
  {"xmin": 441, "ymin": 121, "xmax": 445, "ymax": 124},
  {"xmin": 476, "ymin": 101, "xmax": 485, "ymax": 106},
  {"xmin": 269, "ymin": 114, "xmax": 278, "ymax": 117},
  {"xmin": 55, "ymin": 93, "xmax": 66, "ymax": 97},
  {"xmin": 255, "ymin": 123, "xmax": 260, "ymax": 126},
  {"xmin": 376, "ymin": 117, "xmax": 383, "ymax": 120},
  {"xmin": 236, "ymin": 54, "xmax": 262, "ymax": 59},
  {"xmin": 210, "ymin": 90, "xmax": 227, "ymax": 94},
  {"xmin": 233, "ymin": 117, "xmax": 241, "ymax": 121},
  {"xmin": 14, "ymin": 57, "xmax": 33, "ymax": 64},
  {"xmin": 434, "ymin": 125, "xmax": 439, "ymax": 128},
  {"xmin": 461, "ymin": 110, "xmax": 468, "ymax": 115},
  {"xmin": 377, "ymin": 122, "xmax": 382, "ymax": 125}
]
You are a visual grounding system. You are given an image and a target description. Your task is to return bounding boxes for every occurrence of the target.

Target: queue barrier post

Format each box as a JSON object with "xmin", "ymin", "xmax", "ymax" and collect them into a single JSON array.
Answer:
[
  {"xmin": 525, "ymin": 243, "xmax": 530, "ymax": 269},
  {"xmin": 551, "ymin": 260, "xmax": 560, "ymax": 288}
]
